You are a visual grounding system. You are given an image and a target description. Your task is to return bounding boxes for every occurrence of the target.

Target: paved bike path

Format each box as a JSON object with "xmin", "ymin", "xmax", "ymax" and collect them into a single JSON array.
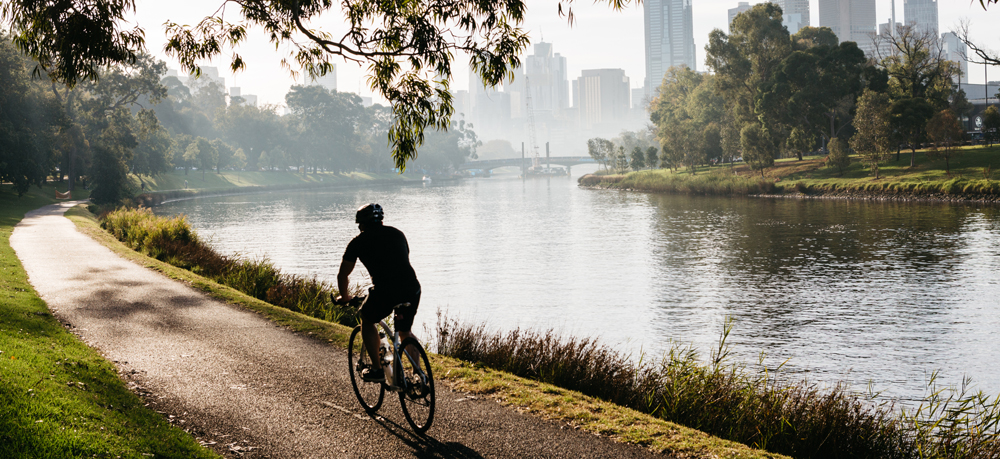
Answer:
[{"xmin": 11, "ymin": 202, "xmax": 663, "ymax": 458}]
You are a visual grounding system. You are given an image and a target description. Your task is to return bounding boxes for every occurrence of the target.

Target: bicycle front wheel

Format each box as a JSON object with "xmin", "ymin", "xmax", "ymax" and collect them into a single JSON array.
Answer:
[
  {"xmin": 397, "ymin": 337, "xmax": 435, "ymax": 434},
  {"xmin": 348, "ymin": 325, "xmax": 384, "ymax": 412}
]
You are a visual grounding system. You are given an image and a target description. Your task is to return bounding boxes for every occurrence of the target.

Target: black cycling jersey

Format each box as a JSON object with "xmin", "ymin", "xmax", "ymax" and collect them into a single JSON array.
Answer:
[{"xmin": 343, "ymin": 224, "xmax": 419, "ymax": 290}]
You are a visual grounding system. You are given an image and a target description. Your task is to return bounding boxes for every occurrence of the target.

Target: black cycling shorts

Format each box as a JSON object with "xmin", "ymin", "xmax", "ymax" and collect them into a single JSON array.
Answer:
[{"xmin": 359, "ymin": 286, "xmax": 421, "ymax": 333}]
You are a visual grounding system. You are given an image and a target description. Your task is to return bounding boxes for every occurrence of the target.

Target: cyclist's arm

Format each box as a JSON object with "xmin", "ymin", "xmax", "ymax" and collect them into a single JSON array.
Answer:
[{"xmin": 338, "ymin": 256, "xmax": 356, "ymax": 302}]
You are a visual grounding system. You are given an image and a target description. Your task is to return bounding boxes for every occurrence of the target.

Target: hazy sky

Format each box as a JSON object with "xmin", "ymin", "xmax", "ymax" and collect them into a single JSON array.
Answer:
[{"xmin": 130, "ymin": 0, "xmax": 1000, "ymax": 107}]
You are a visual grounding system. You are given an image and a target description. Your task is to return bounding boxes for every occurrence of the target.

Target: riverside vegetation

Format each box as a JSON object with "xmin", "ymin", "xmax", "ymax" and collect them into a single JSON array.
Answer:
[
  {"xmin": 0, "ymin": 185, "xmax": 218, "ymax": 458},
  {"xmin": 100, "ymin": 205, "xmax": 1000, "ymax": 458},
  {"xmin": 581, "ymin": 145, "xmax": 1000, "ymax": 201}
]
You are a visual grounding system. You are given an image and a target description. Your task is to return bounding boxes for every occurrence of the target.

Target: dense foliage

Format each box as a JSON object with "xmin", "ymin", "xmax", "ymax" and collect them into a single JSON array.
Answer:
[
  {"xmin": 0, "ymin": 33, "xmax": 480, "ymax": 203},
  {"xmin": 648, "ymin": 3, "xmax": 980, "ymax": 180},
  {"xmin": 0, "ymin": 0, "xmax": 543, "ymax": 170}
]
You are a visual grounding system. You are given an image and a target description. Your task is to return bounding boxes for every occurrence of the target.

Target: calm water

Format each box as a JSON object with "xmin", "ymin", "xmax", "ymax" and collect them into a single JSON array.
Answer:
[{"xmin": 155, "ymin": 170, "xmax": 1000, "ymax": 402}]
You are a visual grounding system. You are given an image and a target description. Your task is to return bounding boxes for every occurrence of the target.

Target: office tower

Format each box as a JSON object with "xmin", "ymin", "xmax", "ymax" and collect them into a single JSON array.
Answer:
[
  {"xmin": 772, "ymin": 0, "xmax": 810, "ymax": 34},
  {"xmin": 941, "ymin": 32, "xmax": 969, "ymax": 84},
  {"xmin": 576, "ymin": 69, "xmax": 631, "ymax": 131},
  {"xmin": 523, "ymin": 42, "xmax": 570, "ymax": 114},
  {"xmin": 819, "ymin": 0, "xmax": 877, "ymax": 55},
  {"xmin": 644, "ymin": 0, "xmax": 696, "ymax": 98},
  {"xmin": 728, "ymin": 2, "xmax": 752, "ymax": 26},
  {"xmin": 904, "ymin": 0, "xmax": 938, "ymax": 37},
  {"xmin": 306, "ymin": 65, "xmax": 338, "ymax": 92},
  {"xmin": 186, "ymin": 66, "xmax": 226, "ymax": 91}
]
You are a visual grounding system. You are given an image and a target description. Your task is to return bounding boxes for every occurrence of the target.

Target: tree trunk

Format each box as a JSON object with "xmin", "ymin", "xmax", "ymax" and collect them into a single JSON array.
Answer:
[{"xmin": 910, "ymin": 147, "xmax": 916, "ymax": 167}]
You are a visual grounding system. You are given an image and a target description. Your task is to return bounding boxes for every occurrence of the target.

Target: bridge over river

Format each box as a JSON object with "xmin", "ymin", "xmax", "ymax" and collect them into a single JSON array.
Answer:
[{"xmin": 456, "ymin": 156, "xmax": 596, "ymax": 174}]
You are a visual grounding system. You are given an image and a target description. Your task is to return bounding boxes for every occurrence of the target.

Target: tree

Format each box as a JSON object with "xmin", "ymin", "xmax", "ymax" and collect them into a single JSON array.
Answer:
[
  {"xmin": 768, "ymin": 31, "xmax": 873, "ymax": 159},
  {"xmin": 826, "ymin": 137, "xmax": 850, "ymax": 176},
  {"xmin": 89, "ymin": 111, "xmax": 137, "ymax": 204},
  {"xmin": 851, "ymin": 89, "xmax": 893, "ymax": 179},
  {"xmin": 645, "ymin": 146, "xmax": 659, "ymax": 169},
  {"xmin": 740, "ymin": 123, "xmax": 774, "ymax": 176},
  {"xmin": 216, "ymin": 103, "xmax": 284, "ymax": 169},
  {"xmin": 785, "ymin": 127, "xmax": 814, "ymax": 159},
  {"xmin": 184, "ymin": 137, "xmax": 218, "ymax": 180},
  {"xmin": 613, "ymin": 146, "xmax": 629, "ymax": 173},
  {"xmin": 891, "ymin": 97, "xmax": 935, "ymax": 166},
  {"xmin": 230, "ymin": 148, "xmax": 247, "ymax": 183},
  {"xmin": 131, "ymin": 110, "xmax": 173, "ymax": 177},
  {"xmin": 705, "ymin": 3, "xmax": 790, "ymax": 129},
  {"xmin": 211, "ymin": 139, "xmax": 236, "ymax": 173},
  {"xmin": 925, "ymin": 109, "xmax": 964, "ymax": 174},
  {"xmin": 0, "ymin": 37, "xmax": 56, "ymax": 196},
  {"xmin": 587, "ymin": 138, "xmax": 614, "ymax": 172},
  {"xmin": 630, "ymin": 146, "xmax": 645, "ymax": 171},
  {"xmin": 983, "ymin": 106, "xmax": 1000, "ymax": 147},
  {"xmin": 873, "ymin": 24, "xmax": 959, "ymax": 167}
]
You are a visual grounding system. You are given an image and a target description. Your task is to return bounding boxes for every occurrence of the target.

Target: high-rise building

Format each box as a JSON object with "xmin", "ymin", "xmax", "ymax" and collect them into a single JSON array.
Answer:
[
  {"xmin": 772, "ymin": 0, "xmax": 810, "ymax": 34},
  {"xmin": 941, "ymin": 32, "xmax": 969, "ymax": 84},
  {"xmin": 523, "ymin": 42, "xmax": 569, "ymax": 115},
  {"xmin": 186, "ymin": 66, "xmax": 226, "ymax": 91},
  {"xmin": 576, "ymin": 69, "xmax": 631, "ymax": 134},
  {"xmin": 728, "ymin": 2, "xmax": 752, "ymax": 27},
  {"xmin": 306, "ymin": 65, "xmax": 338, "ymax": 92},
  {"xmin": 644, "ymin": 0, "xmax": 696, "ymax": 99},
  {"xmin": 819, "ymin": 0, "xmax": 877, "ymax": 55},
  {"xmin": 904, "ymin": 0, "xmax": 938, "ymax": 37}
]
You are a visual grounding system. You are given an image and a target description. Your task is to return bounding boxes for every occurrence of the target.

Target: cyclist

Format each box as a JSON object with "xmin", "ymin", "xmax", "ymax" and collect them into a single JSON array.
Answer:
[{"xmin": 336, "ymin": 203, "xmax": 421, "ymax": 382}]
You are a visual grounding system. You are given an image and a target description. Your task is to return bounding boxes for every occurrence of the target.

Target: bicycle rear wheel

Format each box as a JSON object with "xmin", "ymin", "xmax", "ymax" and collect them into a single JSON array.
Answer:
[
  {"xmin": 397, "ymin": 337, "xmax": 435, "ymax": 434},
  {"xmin": 348, "ymin": 325, "xmax": 384, "ymax": 412}
]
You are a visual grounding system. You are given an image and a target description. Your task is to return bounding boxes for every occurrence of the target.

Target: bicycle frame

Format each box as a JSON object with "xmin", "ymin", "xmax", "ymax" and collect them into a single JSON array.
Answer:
[{"xmin": 376, "ymin": 320, "xmax": 430, "ymax": 393}]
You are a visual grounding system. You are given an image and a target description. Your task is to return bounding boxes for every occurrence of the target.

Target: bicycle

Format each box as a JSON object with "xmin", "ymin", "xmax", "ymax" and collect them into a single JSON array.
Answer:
[{"xmin": 343, "ymin": 297, "xmax": 435, "ymax": 434}]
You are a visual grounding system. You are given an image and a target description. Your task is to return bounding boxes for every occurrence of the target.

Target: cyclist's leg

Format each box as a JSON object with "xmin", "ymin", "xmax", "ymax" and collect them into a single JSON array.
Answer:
[
  {"xmin": 395, "ymin": 288, "xmax": 421, "ymax": 360},
  {"xmin": 359, "ymin": 291, "xmax": 393, "ymax": 367}
]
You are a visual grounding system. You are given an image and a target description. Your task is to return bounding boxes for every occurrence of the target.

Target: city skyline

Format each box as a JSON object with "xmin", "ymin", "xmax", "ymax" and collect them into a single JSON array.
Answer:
[{"xmin": 131, "ymin": 0, "xmax": 1000, "ymax": 107}]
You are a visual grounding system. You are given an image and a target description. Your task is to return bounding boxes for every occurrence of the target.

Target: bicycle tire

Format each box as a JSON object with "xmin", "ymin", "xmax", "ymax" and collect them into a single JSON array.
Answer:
[
  {"xmin": 348, "ymin": 325, "xmax": 384, "ymax": 412},
  {"xmin": 397, "ymin": 337, "xmax": 435, "ymax": 434}
]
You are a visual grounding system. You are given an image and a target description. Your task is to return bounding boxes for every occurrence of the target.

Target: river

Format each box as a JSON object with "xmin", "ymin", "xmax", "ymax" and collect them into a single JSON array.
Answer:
[{"xmin": 154, "ymin": 168, "xmax": 1000, "ymax": 403}]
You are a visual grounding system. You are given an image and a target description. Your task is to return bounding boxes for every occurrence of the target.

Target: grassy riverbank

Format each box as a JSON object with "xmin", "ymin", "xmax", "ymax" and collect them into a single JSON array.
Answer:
[
  {"xmin": 0, "ymin": 185, "xmax": 218, "ymax": 458},
  {"xmin": 582, "ymin": 145, "xmax": 1000, "ymax": 200},
  {"xmin": 76, "ymin": 204, "xmax": 783, "ymax": 458},
  {"xmin": 126, "ymin": 170, "xmax": 417, "ymax": 207},
  {"xmin": 84, "ymin": 205, "xmax": 1000, "ymax": 458}
]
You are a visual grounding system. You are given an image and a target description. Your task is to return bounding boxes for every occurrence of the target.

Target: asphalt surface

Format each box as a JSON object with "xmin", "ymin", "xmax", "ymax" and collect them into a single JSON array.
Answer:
[{"xmin": 11, "ymin": 202, "xmax": 665, "ymax": 458}]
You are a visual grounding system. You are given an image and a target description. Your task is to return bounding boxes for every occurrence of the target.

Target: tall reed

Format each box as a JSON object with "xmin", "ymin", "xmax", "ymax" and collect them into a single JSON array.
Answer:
[{"xmin": 436, "ymin": 314, "xmax": 1000, "ymax": 459}]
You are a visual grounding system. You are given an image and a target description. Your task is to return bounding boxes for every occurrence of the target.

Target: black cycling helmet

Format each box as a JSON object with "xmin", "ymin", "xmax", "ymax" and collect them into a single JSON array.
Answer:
[{"xmin": 355, "ymin": 203, "xmax": 384, "ymax": 224}]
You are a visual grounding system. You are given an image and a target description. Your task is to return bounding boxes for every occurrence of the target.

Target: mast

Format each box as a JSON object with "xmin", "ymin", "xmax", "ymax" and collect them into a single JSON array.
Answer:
[{"xmin": 525, "ymin": 76, "xmax": 540, "ymax": 169}]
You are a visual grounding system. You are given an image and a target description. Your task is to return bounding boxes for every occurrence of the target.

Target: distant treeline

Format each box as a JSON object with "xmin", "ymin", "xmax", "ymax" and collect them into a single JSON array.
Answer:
[{"xmin": 0, "ymin": 35, "xmax": 479, "ymax": 203}]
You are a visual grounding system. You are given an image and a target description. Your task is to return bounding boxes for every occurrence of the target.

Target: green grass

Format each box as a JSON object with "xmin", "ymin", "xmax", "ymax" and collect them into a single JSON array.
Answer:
[
  {"xmin": 586, "ymin": 145, "xmax": 1000, "ymax": 199},
  {"xmin": 0, "ymin": 183, "xmax": 218, "ymax": 459}
]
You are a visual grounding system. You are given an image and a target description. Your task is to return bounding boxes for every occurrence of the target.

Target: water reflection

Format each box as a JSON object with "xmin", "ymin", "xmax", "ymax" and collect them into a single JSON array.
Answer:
[{"xmin": 155, "ymin": 178, "xmax": 1000, "ymax": 402}]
